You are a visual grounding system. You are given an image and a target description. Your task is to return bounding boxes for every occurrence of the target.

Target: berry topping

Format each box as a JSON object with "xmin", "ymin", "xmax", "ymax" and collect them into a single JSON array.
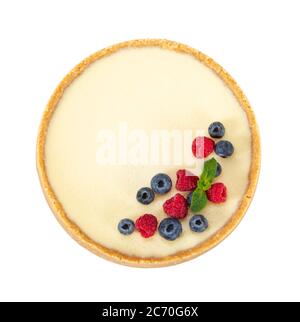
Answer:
[
  {"xmin": 118, "ymin": 219, "xmax": 135, "ymax": 235},
  {"xmin": 151, "ymin": 173, "xmax": 172, "ymax": 194},
  {"xmin": 163, "ymin": 193, "xmax": 188, "ymax": 219},
  {"xmin": 208, "ymin": 122, "xmax": 225, "ymax": 138},
  {"xmin": 186, "ymin": 191, "xmax": 194, "ymax": 207},
  {"xmin": 158, "ymin": 218, "xmax": 182, "ymax": 241},
  {"xmin": 206, "ymin": 183, "xmax": 227, "ymax": 203},
  {"xmin": 189, "ymin": 215, "xmax": 208, "ymax": 233},
  {"xmin": 215, "ymin": 140, "xmax": 234, "ymax": 158},
  {"xmin": 192, "ymin": 136, "xmax": 215, "ymax": 159},
  {"xmin": 135, "ymin": 214, "xmax": 158, "ymax": 238},
  {"xmin": 136, "ymin": 187, "xmax": 155, "ymax": 205},
  {"xmin": 216, "ymin": 162, "xmax": 222, "ymax": 177},
  {"xmin": 175, "ymin": 170, "xmax": 199, "ymax": 191}
]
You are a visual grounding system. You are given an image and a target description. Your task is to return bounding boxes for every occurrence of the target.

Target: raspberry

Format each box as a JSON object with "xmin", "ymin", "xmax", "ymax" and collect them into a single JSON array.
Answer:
[
  {"xmin": 192, "ymin": 136, "xmax": 215, "ymax": 158},
  {"xmin": 135, "ymin": 214, "xmax": 158, "ymax": 238},
  {"xmin": 176, "ymin": 169, "xmax": 199, "ymax": 191},
  {"xmin": 163, "ymin": 193, "xmax": 188, "ymax": 219},
  {"xmin": 206, "ymin": 183, "xmax": 227, "ymax": 203}
]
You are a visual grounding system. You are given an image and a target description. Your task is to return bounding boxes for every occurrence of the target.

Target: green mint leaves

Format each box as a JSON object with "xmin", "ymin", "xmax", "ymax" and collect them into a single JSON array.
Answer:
[
  {"xmin": 190, "ymin": 158, "xmax": 217, "ymax": 212},
  {"xmin": 191, "ymin": 188, "xmax": 207, "ymax": 213},
  {"xmin": 198, "ymin": 158, "xmax": 218, "ymax": 191}
]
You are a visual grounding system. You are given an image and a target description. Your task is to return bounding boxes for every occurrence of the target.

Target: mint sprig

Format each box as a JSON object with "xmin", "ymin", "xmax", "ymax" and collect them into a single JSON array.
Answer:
[
  {"xmin": 198, "ymin": 158, "xmax": 217, "ymax": 191},
  {"xmin": 191, "ymin": 188, "xmax": 207, "ymax": 213},
  {"xmin": 190, "ymin": 158, "xmax": 217, "ymax": 212}
]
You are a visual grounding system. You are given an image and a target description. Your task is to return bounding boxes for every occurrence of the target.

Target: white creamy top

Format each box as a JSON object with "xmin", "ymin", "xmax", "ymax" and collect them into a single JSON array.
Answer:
[{"xmin": 45, "ymin": 47, "xmax": 251, "ymax": 258}]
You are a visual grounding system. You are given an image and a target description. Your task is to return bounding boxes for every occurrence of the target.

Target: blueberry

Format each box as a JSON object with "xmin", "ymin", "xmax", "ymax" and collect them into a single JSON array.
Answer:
[
  {"xmin": 216, "ymin": 162, "xmax": 222, "ymax": 177},
  {"xmin": 151, "ymin": 173, "xmax": 172, "ymax": 194},
  {"xmin": 118, "ymin": 219, "xmax": 135, "ymax": 235},
  {"xmin": 208, "ymin": 122, "xmax": 225, "ymax": 138},
  {"xmin": 215, "ymin": 140, "xmax": 234, "ymax": 158},
  {"xmin": 187, "ymin": 191, "xmax": 193, "ymax": 207},
  {"xmin": 158, "ymin": 218, "xmax": 182, "ymax": 241},
  {"xmin": 189, "ymin": 215, "xmax": 208, "ymax": 233},
  {"xmin": 136, "ymin": 187, "xmax": 155, "ymax": 205}
]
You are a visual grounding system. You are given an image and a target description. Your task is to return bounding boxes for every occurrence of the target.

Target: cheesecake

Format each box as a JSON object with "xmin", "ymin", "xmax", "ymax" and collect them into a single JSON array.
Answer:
[{"xmin": 37, "ymin": 39, "xmax": 260, "ymax": 267}]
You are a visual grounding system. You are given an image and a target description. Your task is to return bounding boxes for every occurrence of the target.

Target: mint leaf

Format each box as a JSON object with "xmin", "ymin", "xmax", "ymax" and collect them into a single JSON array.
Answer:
[
  {"xmin": 198, "ymin": 158, "xmax": 217, "ymax": 191},
  {"xmin": 204, "ymin": 157, "xmax": 218, "ymax": 179},
  {"xmin": 190, "ymin": 188, "xmax": 208, "ymax": 212},
  {"xmin": 190, "ymin": 158, "xmax": 217, "ymax": 212}
]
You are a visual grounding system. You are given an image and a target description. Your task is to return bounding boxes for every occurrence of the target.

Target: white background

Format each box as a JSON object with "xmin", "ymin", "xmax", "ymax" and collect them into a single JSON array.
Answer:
[{"xmin": 0, "ymin": 0, "xmax": 299, "ymax": 302}]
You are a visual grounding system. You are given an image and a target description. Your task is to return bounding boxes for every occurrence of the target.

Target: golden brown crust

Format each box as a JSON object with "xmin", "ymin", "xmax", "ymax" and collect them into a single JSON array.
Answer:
[{"xmin": 36, "ymin": 39, "xmax": 261, "ymax": 267}]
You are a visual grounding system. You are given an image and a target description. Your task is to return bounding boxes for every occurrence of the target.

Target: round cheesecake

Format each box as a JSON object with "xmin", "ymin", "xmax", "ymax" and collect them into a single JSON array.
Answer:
[{"xmin": 37, "ymin": 39, "xmax": 260, "ymax": 267}]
